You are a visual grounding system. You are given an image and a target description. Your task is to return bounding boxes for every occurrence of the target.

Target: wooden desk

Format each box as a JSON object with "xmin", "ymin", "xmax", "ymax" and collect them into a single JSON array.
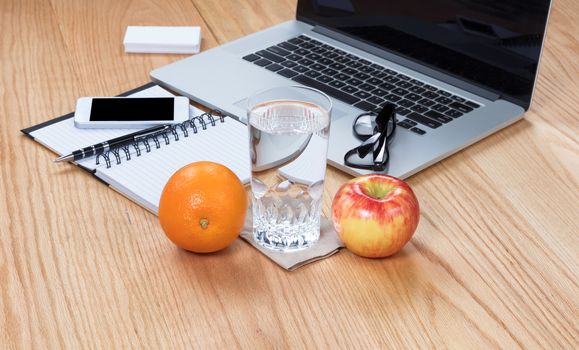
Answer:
[{"xmin": 1, "ymin": 0, "xmax": 577, "ymax": 348}]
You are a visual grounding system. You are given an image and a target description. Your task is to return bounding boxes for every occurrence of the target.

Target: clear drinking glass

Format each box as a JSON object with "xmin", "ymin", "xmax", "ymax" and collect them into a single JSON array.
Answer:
[{"xmin": 247, "ymin": 86, "xmax": 332, "ymax": 251}]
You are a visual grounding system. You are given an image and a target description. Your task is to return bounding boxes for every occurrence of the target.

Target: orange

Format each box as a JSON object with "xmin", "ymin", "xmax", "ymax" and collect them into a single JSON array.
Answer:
[{"xmin": 158, "ymin": 161, "xmax": 247, "ymax": 253}]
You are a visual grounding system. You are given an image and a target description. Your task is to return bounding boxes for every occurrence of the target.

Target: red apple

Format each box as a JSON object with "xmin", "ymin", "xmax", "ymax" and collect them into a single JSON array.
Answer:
[{"xmin": 331, "ymin": 174, "xmax": 419, "ymax": 258}]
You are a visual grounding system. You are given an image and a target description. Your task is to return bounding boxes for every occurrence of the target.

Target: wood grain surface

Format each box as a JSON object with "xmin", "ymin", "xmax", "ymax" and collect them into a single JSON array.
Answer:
[{"xmin": 1, "ymin": 0, "xmax": 578, "ymax": 348}]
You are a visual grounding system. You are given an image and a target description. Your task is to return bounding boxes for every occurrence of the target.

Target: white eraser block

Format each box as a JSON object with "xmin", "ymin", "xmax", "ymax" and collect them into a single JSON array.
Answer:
[{"xmin": 123, "ymin": 26, "xmax": 201, "ymax": 54}]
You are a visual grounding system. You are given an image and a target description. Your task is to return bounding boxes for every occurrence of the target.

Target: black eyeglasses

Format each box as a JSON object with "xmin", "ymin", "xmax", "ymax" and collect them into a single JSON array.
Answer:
[{"xmin": 344, "ymin": 103, "xmax": 397, "ymax": 171}]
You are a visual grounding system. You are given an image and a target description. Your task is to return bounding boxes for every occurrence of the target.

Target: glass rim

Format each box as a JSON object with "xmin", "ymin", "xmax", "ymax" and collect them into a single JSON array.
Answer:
[{"xmin": 246, "ymin": 85, "xmax": 333, "ymax": 114}]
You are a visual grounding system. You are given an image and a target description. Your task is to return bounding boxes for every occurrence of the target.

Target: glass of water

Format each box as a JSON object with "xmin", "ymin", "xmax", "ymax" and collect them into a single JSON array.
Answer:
[{"xmin": 247, "ymin": 86, "xmax": 332, "ymax": 251}]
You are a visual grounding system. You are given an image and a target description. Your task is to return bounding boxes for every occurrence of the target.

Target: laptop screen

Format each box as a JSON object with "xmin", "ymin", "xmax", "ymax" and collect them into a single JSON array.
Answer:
[{"xmin": 297, "ymin": 0, "xmax": 551, "ymax": 108}]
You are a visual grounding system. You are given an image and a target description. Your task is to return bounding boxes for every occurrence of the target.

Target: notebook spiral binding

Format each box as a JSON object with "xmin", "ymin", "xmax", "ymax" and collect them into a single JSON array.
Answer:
[{"xmin": 96, "ymin": 110, "xmax": 225, "ymax": 168}]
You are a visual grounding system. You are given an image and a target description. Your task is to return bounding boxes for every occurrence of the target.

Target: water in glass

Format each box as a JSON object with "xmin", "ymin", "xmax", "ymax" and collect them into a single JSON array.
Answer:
[{"xmin": 249, "ymin": 100, "xmax": 330, "ymax": 251}]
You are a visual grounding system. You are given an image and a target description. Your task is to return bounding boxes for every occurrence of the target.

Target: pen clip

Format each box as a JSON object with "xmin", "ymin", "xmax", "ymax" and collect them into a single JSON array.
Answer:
[{"xmin": 134, "ymin": 125, "xmax": 170, "ymax": 141}]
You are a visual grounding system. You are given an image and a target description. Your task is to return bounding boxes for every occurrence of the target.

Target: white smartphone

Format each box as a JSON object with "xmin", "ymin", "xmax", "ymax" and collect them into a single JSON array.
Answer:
[{"xmin": 74, "ymin": 96, "xmax": 190, "ymax": 128}]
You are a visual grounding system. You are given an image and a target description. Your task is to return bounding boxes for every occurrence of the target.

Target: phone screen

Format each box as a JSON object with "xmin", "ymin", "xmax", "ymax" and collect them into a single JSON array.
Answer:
[{"xmin": 89, "ymin": 98, "xmax": 175, "ymax": 121}]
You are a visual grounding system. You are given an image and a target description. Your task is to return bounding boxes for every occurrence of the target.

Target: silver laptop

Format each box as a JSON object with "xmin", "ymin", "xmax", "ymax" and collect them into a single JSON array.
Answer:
[{"xmin": 151, "ymin": 0, "xmax": 552, "ymax": 178}]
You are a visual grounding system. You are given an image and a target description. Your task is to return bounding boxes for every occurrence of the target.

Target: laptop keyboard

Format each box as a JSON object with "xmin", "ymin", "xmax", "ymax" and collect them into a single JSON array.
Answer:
[{"xmin": 242, "ymin": 35, "xmax": 481, "ymax": 135}]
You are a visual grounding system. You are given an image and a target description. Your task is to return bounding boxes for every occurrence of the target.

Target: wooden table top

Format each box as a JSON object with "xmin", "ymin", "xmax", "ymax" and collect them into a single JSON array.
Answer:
[{"xmin": 1, "ymin": 0, "xmax": 577, "ymax": 348}]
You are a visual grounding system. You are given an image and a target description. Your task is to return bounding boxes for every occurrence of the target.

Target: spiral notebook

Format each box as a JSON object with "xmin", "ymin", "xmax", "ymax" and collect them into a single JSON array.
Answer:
[{"xmin": 21, "ymin": 83, "xmax": 251, "ymax": 214}]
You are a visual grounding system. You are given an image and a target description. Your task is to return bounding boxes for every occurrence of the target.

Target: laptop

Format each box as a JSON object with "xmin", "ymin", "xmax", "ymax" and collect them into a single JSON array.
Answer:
[{"xmin": 151, "ymin": 0, "xmax": 553, "ymax": 178}]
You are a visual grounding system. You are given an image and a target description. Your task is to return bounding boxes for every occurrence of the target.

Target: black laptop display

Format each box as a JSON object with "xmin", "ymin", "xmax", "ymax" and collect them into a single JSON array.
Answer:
[{"xmin": 297, "ymin": 0, "xmax": 552, "ymax": 109}]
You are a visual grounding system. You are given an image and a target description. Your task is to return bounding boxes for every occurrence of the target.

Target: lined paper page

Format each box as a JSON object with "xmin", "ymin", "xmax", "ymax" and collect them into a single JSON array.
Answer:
[
  {"xmin": 29, "ymin": 85, "xmax": 179, "ymax": 170},
  {"xmin": 95, "ymin": 116, "xmax": 250, "ymax": 214}
]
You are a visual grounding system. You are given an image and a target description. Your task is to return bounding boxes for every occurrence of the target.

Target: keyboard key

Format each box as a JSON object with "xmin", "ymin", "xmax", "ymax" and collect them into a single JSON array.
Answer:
[
  {"xmin": 346, "ymin": 78, "xmax": 363, "ymax": 86},
  {"xmin": 398, "ymin": 74, "xmax": 410, "ymax": 81},
  {"xmin": 335, "ymin": 56, "xmax": 351, "ymax": 64},
  {"xmin": 267, "ymin": 46, "xmax": 290, "ymax": 56},
  {"xmin": 432, "ymin": 104, "xmax": 449, "ymax": 112},
  {"xmin": 358, "ymin": 83, "xmax": 375, "ymax": 91},
  {"xmin": 385, "ymin": 69, "xmax": 397, "ymax": 75},
  {"xmin": 370, "ymin": 63, "xmax": 384, "ymax": 70},
  {"xmin": 256, "ymin": 50, "xmax": 284, "ymax": 63},
  {"xmin": 371, "ymin": 88, "xmax": 388, "ymax": 97},
  {"xmin": 436, "ymin": 96, "xmax": 453, "ymax": 104},
  {"xmin": 277, "ymin": 69, "xmax": 298, "ymax": 78},
  {"xmin": 297, "ymin": 35, "xmax": 311, "ymax": 41},
  {"xmin": 334, "ymin": 73, "xmax": 349, "ymax": 81},
  {"xmin": 397, "ymin": 121, "xmax": 413, "ymax": 129},
  {"xmin": 422, "ymin": 91, "xmax": 439, "ymax": 99},
  {"xmin": 465, "ymin": 101, "xmax": 480, "ymax": 109},
  {"xmin": 410, "ymin": 79, "xmax": 424, "ymax": 86},
  {"xmin": 321, "ymin": 68, "xmax": 339, "ymax": 76},
  {"xmin": 329, "ymin": 62, "xmax": 346, "ymax": 70},
  {"xmin": 451, "ymin": 95, "xmax": 466, "ymax": 103},
  {"xmin": 286, "ymin": 53, "xmax": 301, "ymax": 61},
  {"xmin": 449, "ymin": 102, "xmax": 473, "ymax": 113},
  {"xmin": 321, "ymin": 44, "xmax": 334, "ymax": 50},
  {"xmin": 342, "ymin": 68, "xmax": 357, "ymax": 75},
  {"xmin": 253, "ymin": 58, "xmax": 272, "ymax": 67},
  {"xmin": 318, "ymin": 58, "xmax": 333, "ymax": 65},
  {"xmin": 306, "ymin": 53, "xmax": 322, "ymax": 61},
  {"xmin": 329, "ymin": 80, "xmax": 346, "ymax": 88},
  {"xmin": 374, "ymin": 71, "xmax": 388, "ymax": 79},
  {"xmin": 379, "ymin": 82, "xmax": 396, "ymax": 90},
  {"xmin": 425, "ymin": 110, "xmax": 453, "ymax": 123},
  {"xmin": 311, "ymin": 47, "xmax": 327, "ymax": 54},
  {"xmin": 354, "ymin": 101, "xmax": 377, "ymax": 112},
  {"xmin": 410, "ymin": 105, "xmax": 428, "ymax": 113},
  {"xmin": 399, "ymin": 99, "xmax": 414, "ymax": 108},
  {"xmin": 410, "ymin": 127, "xmax": 426, "ymax": 135},
  {"xmin": 392, "ymin": 88, "xmax": 409, "ymax": 96},
  {"xmin": 418, "ymin": 98, "xmax": 436, "ymax": 107},
  {"xmin": 384, "ymin": 76, "xmax": 400, "ymax": 83},
  {"xmin": 278, "ymin": 42, "xmax": 298, "ymax": 51},
  {"xmin": 346, "ymin": 61, "xmax": 363, "ymax": 69},
  {"xmin": 359, "ymin": 66, "xmax": 375, "ymax": 74},
  {"xmin": 354, "ymin": 72, "xmax": 370, "ymax": 80},
  {"xmin": 298, "ymin": 58, "xmax": 315, "ymax": 66},
  {"xmin": 288, "ymin": 38, "xmax": 303, "ymax": 45},
  {"xmin": 300, "ymin": 42, "xmax": 315, "ymax": 49},
  {"xmin": 384, "ymin": 94, "xmax": 402, "ymax": 102},
  {"xmin": 397, "ymin": 107, "xmax": 411, "ymax": 116},
  {"xmin": 367, "ymin": 96, "xmax": 384, "ymax": 105},
  {"xmin": 281, "ymin": 61, "xmax": 297, "ymax": 68},
  {"xmin": 445, "ymin": 109, "xmax": 463, "ymax": 118},
  {"xmin": 344, "ymin": 53, "xmax": 357, "ymax": 59},
  {"xmin": 354, "ymin": 90, "xmax": 372, "ymax": 99},
  {"xmin": 305, "ymin": 70, "xmax": 322, "ymax": 78},
  {"xmin": 406, "ymin": 93, "xmax": 422, "ymax": 101},
  {"xmin": 341, "ymin": 85, "xmax": 359, "ymax": 94},
  {"xmin": 242, "ymin": 54, "xmax": 260, "ymax": 62},
  {"xmin": 310, "ymin": 63, "xmax": 325, "ymax": 71},
  {"xmin": 316, "ymin": 75, "xmax": 333, "ymax": 83},
  {"xmin": 409, "ymin": 86, "xmax": 426, "ymax": 94},
  {"xmin": 423, "ymin": 84, "xmax": 438, "ymax": 91},
  {"xmin": 266, "ymin": 63, "xmax": 283, "ymax": 72},
  {"xmin": 309, "ymin": 38, "xmax": 321, "ymax": 45},
  {"xmin": 366, "ymin": 78, "xmax": 382, "ymax": 85},
  {"xmin": 293, "ymin": 65, "xmax": 309, "ymax": 73},
  {"xmin": 438, "ymin": 90, "xmax": 451, "ymax": 97},
  {"xmin": 324, "ymin": 51, "xmax": 339, "ymax": 59},
  {"xmin": 292, "ymin": 75, "xmax": 360, "ymax": 104},
  {"xmin": 403, "ymin": 119, "xmax": 417, "ymax": 126},
  {"xmin": 396, "ymin": 81, "xmax": 413, "ymax": 89},
  {"xmin": 294, "ymin": 48, "xmax": 310, "ymax": 56},
  {"xmin": 406, "ymin": 112, "xmax": 442, "ymax": 129},
  {"xmin": 358, "ymin": 58, "xmax": 371, "ymax": 65}
]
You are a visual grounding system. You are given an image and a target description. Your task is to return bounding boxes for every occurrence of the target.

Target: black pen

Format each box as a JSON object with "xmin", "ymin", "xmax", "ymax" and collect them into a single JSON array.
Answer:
[{"xmin": 54, "ymin": 124, "xmax": 171, "ymax": 163}]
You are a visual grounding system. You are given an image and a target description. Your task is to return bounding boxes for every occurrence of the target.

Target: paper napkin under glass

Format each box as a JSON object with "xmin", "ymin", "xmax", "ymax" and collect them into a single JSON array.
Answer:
[{"xmin": 240, "ymin": 215, "xmax": 344, "ymax": 271}]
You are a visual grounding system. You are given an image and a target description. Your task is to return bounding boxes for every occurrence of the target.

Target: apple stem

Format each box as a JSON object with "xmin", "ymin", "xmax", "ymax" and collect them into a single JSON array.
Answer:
[{"xmin": 363, "ymin": 181, "xmax": 392, "ymax": 200}]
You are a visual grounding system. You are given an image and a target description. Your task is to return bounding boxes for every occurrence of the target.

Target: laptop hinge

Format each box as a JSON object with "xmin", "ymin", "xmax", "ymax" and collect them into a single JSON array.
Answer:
[{"xmin": 312, "ymin": 25, "xmax": 500, "ymax": 102}]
